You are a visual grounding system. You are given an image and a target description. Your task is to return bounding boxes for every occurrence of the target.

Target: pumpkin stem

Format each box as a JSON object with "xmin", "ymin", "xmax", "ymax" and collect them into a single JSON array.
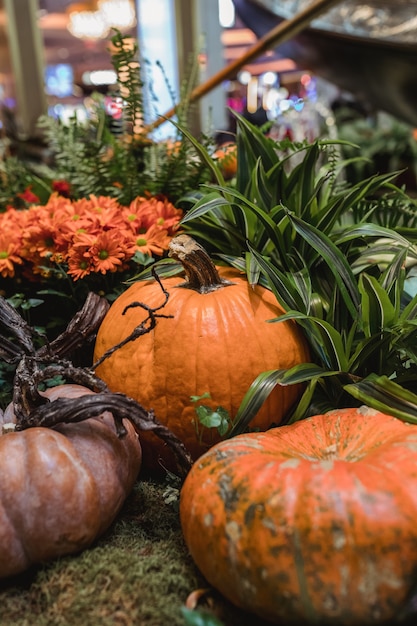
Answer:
[{"xmin": 168, "ymin": 234, "xmax": 232, "ymax": 293}]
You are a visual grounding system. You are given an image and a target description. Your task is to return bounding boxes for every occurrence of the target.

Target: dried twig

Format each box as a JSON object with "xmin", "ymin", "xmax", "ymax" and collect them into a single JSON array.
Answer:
[
  {"xmin": 15, "ymin": 392, "xmax": 193, "ymax": 478},
  {"xmin": 92, "ymin": 267, "xmax": 173, "ymax": 370},
  {"xmin": 37, "ymin": 292, "xmax": 110, "ymax": 360},
  {"xmin": 0, "ymin": 285, "xmax": 194, "ymax": 479}
]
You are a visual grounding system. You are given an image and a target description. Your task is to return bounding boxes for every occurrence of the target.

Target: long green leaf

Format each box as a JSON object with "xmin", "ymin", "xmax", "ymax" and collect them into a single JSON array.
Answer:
[
  {"xmin": 272, "ymin": 310, "xmax": 349, "ymax": 372},
  {"xmin": 166, "ymin": 118, "xmax": 226, "ymax": 188},
  {"xmin": 336, "ymin": 222, "xmax": 414, "ymax": 247},
  {"xmin": 286, "ymin": 212, "xmax": 361, "ymax": 318},
  {"xmin": 228, "ymin": 364, "xmax": 338, "ymax": 437},
  {"xmin": 345, "ymin": 375, "xmax": 417, "ymax": 423},
  {"xmin": 358, "ymin": 273, "xmax": 396, "ymax": 337},
  {"xmin": 248, "ymin": 246, "xmax": 309, "ymax": 313}
]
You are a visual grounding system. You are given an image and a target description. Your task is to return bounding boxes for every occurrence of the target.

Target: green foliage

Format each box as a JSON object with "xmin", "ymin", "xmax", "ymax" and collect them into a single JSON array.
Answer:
[
  {"xmin": 178, "ymin": 112, "xmax": 417, "ymax": 431},
  {"xmin": 109, "ymin": 29, "xmax": 145, "ymax": 133},
  {"xmin": 335, "ymin": 109, "xmax": 417, "ymax": 195},
  {"xmin": 1, "ymin": 31, "xmax": 214, "ymax": 209},
  {"xmin": 191, "ymin": 393, "xmax": 232, "ymax": 440},
  {"xmin": 0, "ymin": 153, "xmax": 51, "ymax": 210}
]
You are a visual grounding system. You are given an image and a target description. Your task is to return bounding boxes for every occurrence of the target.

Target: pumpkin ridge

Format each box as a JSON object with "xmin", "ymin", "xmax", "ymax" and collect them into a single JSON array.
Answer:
[{"xmin": 0, "ymin": 439, "xmax": 29, "ymax": 573}]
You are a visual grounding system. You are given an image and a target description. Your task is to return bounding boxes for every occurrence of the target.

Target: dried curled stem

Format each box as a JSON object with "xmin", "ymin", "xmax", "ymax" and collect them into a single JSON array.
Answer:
[
  {"xmin": 15, "ymin": 392, "xmax": 193, "ymax": 478},
  {"xmin": 37, "ymin": 292, "xmax": 110, "ymax": 360},
  {"xmin": 0, "ymin": 296, "xmax": 38, "ymax": 361},
  {"xmin": 92, "ymin": 267, "xmax": 173, "ymax": 370}
]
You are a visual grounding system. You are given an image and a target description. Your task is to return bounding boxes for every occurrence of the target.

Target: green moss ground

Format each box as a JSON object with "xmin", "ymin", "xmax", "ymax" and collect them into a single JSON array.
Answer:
[{"xmin": 0, "ymin": 479, "xmax": 270, "ymax": 626}]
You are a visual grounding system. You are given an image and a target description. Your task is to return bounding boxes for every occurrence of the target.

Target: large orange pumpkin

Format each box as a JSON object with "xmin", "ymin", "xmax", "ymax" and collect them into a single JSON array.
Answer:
[
  {"xmin": 0, "ymin": 384, "xmax": 141, "ymax": 578},
  {"xmin": 180, "ymin": 406, "xmax": 417, "ymax": 625},
  {"xmin": 94, "ymin": 235, "xmax": 309, "ymax": 472}
]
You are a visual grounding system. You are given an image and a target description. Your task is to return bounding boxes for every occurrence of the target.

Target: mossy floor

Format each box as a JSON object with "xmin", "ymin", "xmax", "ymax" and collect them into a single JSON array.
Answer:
[
  {"xmin": 0, "ymin": 478, "xmax": 270, "ymax": 626},
  {"xmin": 2, "ymin": 478, "xmax": 415, "ymax": 626}
]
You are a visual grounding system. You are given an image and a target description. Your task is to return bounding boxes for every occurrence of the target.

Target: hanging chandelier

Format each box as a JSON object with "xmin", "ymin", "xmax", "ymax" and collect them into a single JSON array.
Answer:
[{"xmin": 67, "ymin": 0, "xmax": 136, "ymax": 41}]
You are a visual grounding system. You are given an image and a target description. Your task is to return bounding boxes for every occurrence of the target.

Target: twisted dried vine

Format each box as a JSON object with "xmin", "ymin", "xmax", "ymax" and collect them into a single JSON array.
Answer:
[{"xmin": 0, "ymin": 283, "xmax": 193, "ymax": 478}]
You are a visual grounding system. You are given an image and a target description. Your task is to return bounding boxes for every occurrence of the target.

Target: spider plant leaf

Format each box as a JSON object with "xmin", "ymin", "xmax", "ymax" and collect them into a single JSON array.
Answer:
[
  {"xmin": 380, "ymin": 248, "xmax": 407, "ymax": 316},
  {"xmin": 287, "ymin": 379, "xmax": 319, "ymax": 424},
  {"xmin": 234, "ymin": 111, "xmax": 278, "ymax": 170},
  {"xmin": 126, "ymin": 258, "xmax": 182, "ymax": 282},
  {"xmin": 336, "ymin": 222, "xmax": 413, "ymax": 247},
  {"xmin": 166, "ymin": 118, "xmax": 226, "ymax": 188},
  {"xmin": 334, "ymin": 171, "xmax": 403, "ymax": 218},
  {"xmin": 245, "ymin": 251, "xmax": 261, "ymax": 286},
  {"xmin": 248, "ymin": 246, "xmax": 309, "ymax": 313},
  {"xmin": 344, "ymin": 375, "xmax": 417, "ymax": 423},
  {"xmin": 284, "ymin": 142, "xmax": 321, "ymax": 214},
  {"xmin": 286, "ymin": 212, "xmax": 360, "ymax": 318},
  {"xmin": 250, "ymin": 158, "xmax": 273, "ymax": 210},
  {"xmin": 272, "ymin": 310, "xmax": 349, "ymax": 372},
  {"xmin": 400, "ymin": 291, "xmax": 417, "ymax": 322},
  {"xmin": 180, "ymin": 190, "xmax": 233, "ymax": 224},
  {"xmin": 358, "ymin": 273, "xmax": 396, "ymax": 337},
  {"xmin": 347, "ymin": 332, "xmax": 394, "ymax": 375},
  {"xmin": 227, "ymin": 364, "xmax": 338, "ymax": 437}
]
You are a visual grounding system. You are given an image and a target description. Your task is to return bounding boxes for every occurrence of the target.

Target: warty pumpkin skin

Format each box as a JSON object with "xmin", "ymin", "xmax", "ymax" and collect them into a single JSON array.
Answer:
[
  {"xmin": 179, "ymin": 406, "xmax": 417, "ymax": 625},
  {"xmin": 93, "ymin": 235, "xmax": 310, "ymax": 472},
  {"xmin": 0, "ymin": 384, "xmax": 142, "ymax": 579}
]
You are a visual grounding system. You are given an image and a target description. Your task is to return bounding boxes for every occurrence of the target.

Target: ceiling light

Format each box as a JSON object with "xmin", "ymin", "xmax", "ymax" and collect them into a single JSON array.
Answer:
[
  {"xmin": 67, "ymin": 0, "xmax": 136, "ymax": 40},
  {"xmin": 98, "ymin": 0, "xmax": 137, "ymax": 31},
  {"xmin": 67, "ymin": 2, "xmax": 109, "ymax": 40}
]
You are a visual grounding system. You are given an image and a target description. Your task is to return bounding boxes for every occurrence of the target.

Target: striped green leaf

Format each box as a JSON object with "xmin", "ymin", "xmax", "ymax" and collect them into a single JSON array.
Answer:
[
  {"xmin": 344, "ymin": 375, "xmax": 417, "ymax": 423},
  {"xmin": 358, "ymin": 273, "xmax": 396, "ymax": 337},
  {"xmin": 285, "ymin": 212, "xmax": 361, "ymax": 318}
]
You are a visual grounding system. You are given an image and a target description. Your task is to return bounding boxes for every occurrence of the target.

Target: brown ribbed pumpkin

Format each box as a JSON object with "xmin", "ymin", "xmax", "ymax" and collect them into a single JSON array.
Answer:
[
  {"xmin": 0, "ymin": 384, "xmax": 141, "ymax": 579},
  {"xmin": 180, "ymin": 406, "xmax": 417, "ymax": 626},
  {"xmin": 94, "ymin": 235, "xmax": 310, "ymax": 472}
]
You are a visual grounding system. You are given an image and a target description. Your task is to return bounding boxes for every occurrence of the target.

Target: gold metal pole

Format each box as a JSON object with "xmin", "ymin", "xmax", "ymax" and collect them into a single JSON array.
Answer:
[{"xmin": 145, "ymin": 0, "xmax": 343, "ymax": 132}]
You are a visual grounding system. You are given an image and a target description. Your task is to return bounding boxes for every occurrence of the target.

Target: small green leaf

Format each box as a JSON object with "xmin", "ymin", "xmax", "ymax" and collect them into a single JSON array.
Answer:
[
  {"xmin": 190, "ymin": 392, "xmax": 211, "ymax": 403},
  {"xmin": 195, "ymin": 405, "xmax": 231, "ymax": 436}
]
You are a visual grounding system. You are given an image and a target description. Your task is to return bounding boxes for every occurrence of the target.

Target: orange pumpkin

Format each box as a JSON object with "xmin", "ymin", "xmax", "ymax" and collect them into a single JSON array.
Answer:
[
  {"xmin": 94, "ymin": 235, "xmax": 309, "ymax": 472},
  {"xmin": 0, "ymin": 384, "xmax": 141, "ymax": 578},
  {"xmin": 212, "ymin": 142, "xmax": 237, "ymax": 179},
  {"xmin": 180, "ymin": 406, "xmax": 417, "ymax": 625}
]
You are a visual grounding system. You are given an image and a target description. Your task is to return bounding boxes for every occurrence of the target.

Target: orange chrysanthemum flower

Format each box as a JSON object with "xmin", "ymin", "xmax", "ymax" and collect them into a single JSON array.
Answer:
[
  {"xmin": 133, "ymin": 224, "xmax": 171, "ymax": 256},
  {"xmin": 66, "ymin": 247, "xmax": 94, "ymax": 280},
  {"xmin": 127, "ymin": 195, "xmax": 183, "ymax": 235},
  {"xmin": 0, "ymin": 235, "xmax": 23, "ymax": 278},
  {"xmin": 71, "ymin": 230, "xmax": 133, "ymax": 277},
  {"xmin": 0, "ymin": 193, "xmax": 182, "ymax": 283}
]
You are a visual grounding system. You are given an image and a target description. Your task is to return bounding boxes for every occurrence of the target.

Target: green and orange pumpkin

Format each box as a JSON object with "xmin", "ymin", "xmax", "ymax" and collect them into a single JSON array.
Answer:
[{"xmin": 180, "ymin": 406, "xmax": 417, "ymax": 625}]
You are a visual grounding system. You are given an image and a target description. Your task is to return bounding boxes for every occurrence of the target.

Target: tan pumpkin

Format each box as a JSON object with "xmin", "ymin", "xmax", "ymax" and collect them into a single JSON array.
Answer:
[
  {"xmin": 180, "ymin": 406, "xmax": 417, "ymax": 625},
  {"xmin": 0, "ymin": 384, "xmax": 141, "ymax": 579},
  {"xmin": 94, "ymin": 234, "xmax": 310, "ymax": 472}
]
